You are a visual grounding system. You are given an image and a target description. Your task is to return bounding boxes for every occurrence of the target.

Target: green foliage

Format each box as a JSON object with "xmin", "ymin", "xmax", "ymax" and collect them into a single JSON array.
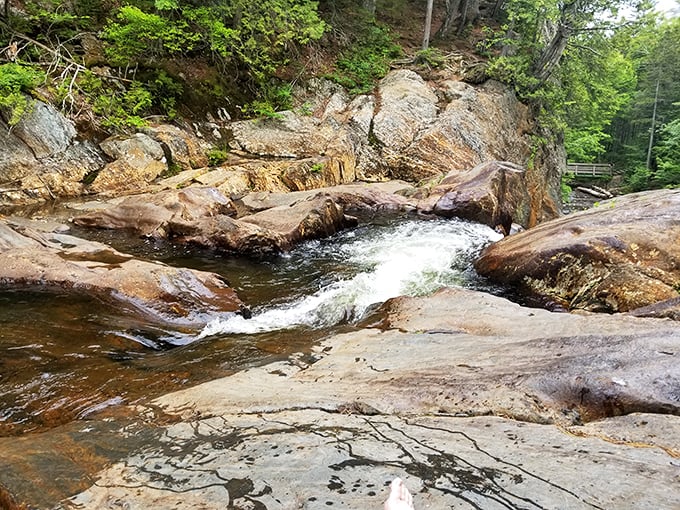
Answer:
[
  {"xmin": 103, "ymin": 6, "xmax": 199, "ymax": 65},
  {"xmin": 607, "ymin": 16, "xmax": 680, "ymax": 189},
  {"xmin": 0, "ymin": 63, "xmax": 45, "ymax": 125},
  {"xmin": 147, "ymin": 70, "xmax": 183, "ymax": 120},
  {"xmin": 161, "ymin": 161, "xmax": 182, "ymax": 178},
  {"xmin": 328, "ymin": 22, "xmax": 401, "ymax": 94},
  {"xmin": 624, "ymin": 165, "xmax": 652, "ymax": 192},
  {"xmin": 241, "ymin": 82, "xmax": 293, "ymax": 119},
  {"xmin": 310, "ymin": 162, "xmax": 324, "ymax": 173},
  {"xmin": 654, "ymin": 118, "xmax": 680, "ymax": 188},
  {"xmin": 207, "ymin": 147, "xmax": 229, "ymax": 166},
  {"xmin": 183, "ymin": 0, "xmax": 325, "ymax": 84},
  {"xmin": 80, "ymin": 73, "xmax": 152, "ymax": 130},
  {"xmin": 415, "ymin": 47, "xmax": 445, "ymax": 68},
  {"xmin": 561, "ymin": 172, "xmax": 575, "ymax": 203}
]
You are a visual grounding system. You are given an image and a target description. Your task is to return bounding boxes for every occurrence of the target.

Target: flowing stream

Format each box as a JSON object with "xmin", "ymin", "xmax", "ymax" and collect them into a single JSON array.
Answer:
[{"xmin": 0, "ymin": 216, "xmax": 502, "ymax": 436}]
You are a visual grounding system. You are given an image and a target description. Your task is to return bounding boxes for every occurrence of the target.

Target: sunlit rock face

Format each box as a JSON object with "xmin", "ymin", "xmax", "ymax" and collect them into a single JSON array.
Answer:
[{"xmin": 48, "ymin": 287, "xmax": 680, "ymax": 510}]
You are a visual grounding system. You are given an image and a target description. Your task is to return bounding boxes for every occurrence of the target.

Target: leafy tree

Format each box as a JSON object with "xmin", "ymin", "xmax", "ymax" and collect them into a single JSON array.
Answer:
[
  {"xmin": 653, "ymin": 118, "xmax": 680, "ymax": 187},
  {"xmin": 605, "ymin": 14, "xmax": 680, "ymax": 188}
]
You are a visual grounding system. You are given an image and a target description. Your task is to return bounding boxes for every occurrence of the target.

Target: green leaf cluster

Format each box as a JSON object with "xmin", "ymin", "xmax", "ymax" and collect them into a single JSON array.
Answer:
[
  {"xmin": 327, "ymin": 22, "xmax": 401, "ymax": 95},
  {"xmin": 102, "ymin": 0, "xmax": 325, "ymax": 87},
  {"xmin": 0, "ymin": 63, "xmax": 45, "ymax": 125},
  {"xmin": 103, "ymin": 5, "xmax": 200, "ymax": 65}
]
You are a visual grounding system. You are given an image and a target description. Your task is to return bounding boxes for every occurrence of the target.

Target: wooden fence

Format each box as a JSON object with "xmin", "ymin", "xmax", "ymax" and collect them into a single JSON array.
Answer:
[{"xmin": 566, "ymin": 163, "xmax": 614, "ymax": 177}]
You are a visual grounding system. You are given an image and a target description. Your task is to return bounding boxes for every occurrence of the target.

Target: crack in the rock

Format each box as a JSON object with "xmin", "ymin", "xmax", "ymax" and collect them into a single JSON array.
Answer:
[{"xmin": 394, "ymin": 418, "xmax": 606, "ymax": 510}]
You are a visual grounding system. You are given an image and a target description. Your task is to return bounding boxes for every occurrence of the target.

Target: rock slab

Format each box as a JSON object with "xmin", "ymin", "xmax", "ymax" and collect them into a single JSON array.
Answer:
[{"xmin": 475, "ymin": 189, "xmax": 680, "ymax": 313}]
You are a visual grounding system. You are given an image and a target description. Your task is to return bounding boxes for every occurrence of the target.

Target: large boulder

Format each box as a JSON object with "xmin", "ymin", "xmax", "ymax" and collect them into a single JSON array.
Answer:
[
  {"xmin": 73, "ymin": 187, "xmax": 359, "ymax": 256},
  {"xmin": 371, "ymin": 69, "xmax": 439, "ymax": 153},
  {"xmin": 237, "ymin": 181, "xmax": 416, "ymax": 215},
  {"xmin": 475, "ymin": 189, "xmax": 680, "ymax": 313},
  {"xmin": 7, "ymin": 100, "xmax": 77, "ymax": 158},
  {"xmin": 0, "ymin": 218, "xmax": 242, "ymax": 326},
  {"xmin": 142, "ymin": 124, "xmax": 209, "ymax": 171},
  {"xmin": 175, "ymin": 194, "xmax": 356, "ymax": 256},
  {"xmin": 420, "ymin": 160, "xmax": 532, "ymax": 231},
  {"xmin": 73, "ymin": 187, "xmax": 236, "ymax": 237},
  {"xmin": 0, "ymin": 101, "xmax": 105, "ymax": 204},
  {"xmin": 239, "ymin": 194, "xmax": 356, "ymax": 248},
  {"xmin": 89, "ymin": 133, "xmax": 168, "ymax": 194}
]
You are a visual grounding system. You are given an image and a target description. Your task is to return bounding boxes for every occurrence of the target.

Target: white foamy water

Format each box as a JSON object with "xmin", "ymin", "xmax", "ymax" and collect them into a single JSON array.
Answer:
[{"xmin": 198, "ymin": 218, "xmax": 502, "ymax": 337}]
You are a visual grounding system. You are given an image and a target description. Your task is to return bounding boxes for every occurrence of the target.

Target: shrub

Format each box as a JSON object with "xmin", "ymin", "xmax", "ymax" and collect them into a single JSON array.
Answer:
[
  {"xmin": 0, "ymin": 63, "xmax": 45, "ymax": 125},
  {"xmin": 328, "ymin": 22, "xmax": 401, "ymax": 95}
]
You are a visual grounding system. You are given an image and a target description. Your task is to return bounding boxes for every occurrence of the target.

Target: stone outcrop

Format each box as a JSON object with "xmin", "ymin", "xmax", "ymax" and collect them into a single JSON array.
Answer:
[
  {"xmin": 475, "ymin": 189, "xmax": 680, "ymax": 313},
  {"xmin": 73, "ymin": 186, "xmax": 367, "ymax": 256},
  {"xmin": 73, "ymin": 187, "xmax": 237, "ymax": 237},
  {"xmin": 420, "ymin": 160, "xmax": 532, "ymax": 231},
  {"xmin": 224, "ymin": 71, "xmax": 562, "ymax": 226},
  {"xmin": 89, "ymin": 133, "xmax": 168, "ymax": 194},
  {"xmin": 0, "ymin": 217, "xmax": 242, "ymax": 326},
  {"xmin": 0, "ymin": 71, "xmax": 562, "ymax": 229},
  {"xmin": 0, "ymin": 100, "xmax": 104, "ymax": 204},
  {"xmin": 10, "ymin": 287, "xmax": 677, "ymax": 509},
  {"xmin": 142, "ymin": 124, "xmax": 209, "ymax": 171}
]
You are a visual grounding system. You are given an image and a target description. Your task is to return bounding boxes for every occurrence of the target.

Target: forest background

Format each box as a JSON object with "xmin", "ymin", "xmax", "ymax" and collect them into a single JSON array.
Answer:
[{"xmin": 0, "ymin": 0, "xmax": 678, "ymax": 193}]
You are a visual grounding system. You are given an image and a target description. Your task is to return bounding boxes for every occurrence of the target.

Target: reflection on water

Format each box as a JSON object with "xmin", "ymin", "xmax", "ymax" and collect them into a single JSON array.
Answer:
[{"xmin": 0, "ymin": 216, "xmax": 501, "ymax": 436}]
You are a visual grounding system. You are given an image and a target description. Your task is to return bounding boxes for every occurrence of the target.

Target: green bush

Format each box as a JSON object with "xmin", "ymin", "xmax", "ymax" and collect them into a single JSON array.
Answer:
[
  {"xmin": 207, "ymin": 147, "xmax": 229, "ymax": 166},
  {"xmin": 102, "ymin": 5, "xmax": 199, "ymax": 65},
  {"xmin": 80, "ymin": 73, "xmax": 152, "ymax": 130},
  {"xmin": 241, "ymin": 82, "xmax": 292, "ymax": 119},
  {"xmin": 0, "ymin": 63, "xmax": 45, "ymax": 125},
  {"xmin": 328, "ymin": 22, "xmax": 401, "ymax": 95}
]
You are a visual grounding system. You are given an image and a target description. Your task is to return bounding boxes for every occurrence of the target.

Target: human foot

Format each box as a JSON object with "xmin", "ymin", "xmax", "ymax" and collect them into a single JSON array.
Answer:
[{"xmin": 384, "ymin": 477, "xmax": 414, "ymax": 510}]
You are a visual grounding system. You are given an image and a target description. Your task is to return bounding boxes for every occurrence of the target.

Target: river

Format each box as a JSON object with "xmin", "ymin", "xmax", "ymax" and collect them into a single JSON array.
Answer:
[{"xmin": 0, "ymin": 216, "xmax": 502, "ymax": 437}]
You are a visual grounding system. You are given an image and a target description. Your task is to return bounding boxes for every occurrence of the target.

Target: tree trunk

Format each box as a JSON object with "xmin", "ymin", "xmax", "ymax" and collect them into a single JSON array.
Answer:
[
  {"xmin": 492, "ymin": 0, "xmax": 504, "ymax": 19},
  {"xmin": 422, "ymin": 0, "xmax": 435, "ymax": 50},
  {"xmin": 457, "ymin": 0, "xmax": 469, "ymax": 35},
  {"xmin": 646, "ymin": 78, "xmax": 660, "ymax": 171},
  {"xmin": 531, "ymin": 23, "xmax": 571, "ymax": 85},
  {"xmin": 435, "ymin": 0, "xmax": 461, "ymax": 39},
  {"xmin": 362, "ymin": 0, "xmax": 376, "ymax": 16},
  {"xmin": 1, "ymin": 0, "xmax": 8, "ymax": 20}
]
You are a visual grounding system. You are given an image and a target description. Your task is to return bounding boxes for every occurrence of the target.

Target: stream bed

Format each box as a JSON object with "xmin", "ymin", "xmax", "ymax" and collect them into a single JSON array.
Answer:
[{"xmin": 0, "ymin": 216, "xmax": 502, "ymax": 437}]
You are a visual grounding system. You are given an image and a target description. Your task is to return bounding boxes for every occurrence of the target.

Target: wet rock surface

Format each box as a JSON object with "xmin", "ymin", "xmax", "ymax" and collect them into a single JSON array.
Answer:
[
  {"xmin": 72, "ymin": 183, "xmax": 414, "ymax": 255},
  {"xmin": 0, "ymin": 217, "xmax": 242, "ymax": 326},
  {"xmin": 475, "ymin": 189, "xmax": 680, "ymax": 313},
  {"xmin": 3, "ymin": 288, "xmax": 672, "ymax": 508}
]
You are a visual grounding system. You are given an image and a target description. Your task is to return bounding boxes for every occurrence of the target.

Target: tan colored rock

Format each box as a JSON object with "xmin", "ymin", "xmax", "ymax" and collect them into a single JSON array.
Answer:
[
  {"xmin": 142, "ymin": 124, "xmax": 209, "ymax": 170},
  {"xmin": 371, "ymin": 69, "xmax": 439, "ymax": 152},
  {"xmin": 90, "ymin": 133, "xmax": 167, "ymax": 194},
  {"xmin": 5, "ymin": 287, "xmax": 680, "ymax": 509},
  {"xmin": 475, "ymin": 189, "xmax": 680, "ymax": 312},
  {"xmin": 420, "ymin": 160, "xmax": 535, "ymax": 231},
  {"xmin": 172, "ymin": 214, "xmax": 287, "ymax": 256},
  {"xmin": 240, "ymin": 194, "xmax": 355, "ymax": 248},
  {"xmin": 230, "ymin": 110, "xmax": 340, "ymax": 158},
  {"xmin": 73, "ymin": 187, "xmax": 236, "ymax": 237}
]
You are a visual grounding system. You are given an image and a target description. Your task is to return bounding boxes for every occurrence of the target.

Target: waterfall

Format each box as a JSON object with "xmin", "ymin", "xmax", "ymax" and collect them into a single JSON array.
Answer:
[{"xmin": 197, "ymin": 218, "xmax": 502, "ymax": 338}]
